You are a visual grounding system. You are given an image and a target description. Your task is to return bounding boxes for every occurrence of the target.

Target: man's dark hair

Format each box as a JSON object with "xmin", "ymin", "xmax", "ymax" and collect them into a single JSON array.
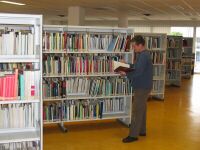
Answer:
[{"xmin": 131, "ymin": 35, "xmax": 145, "ymax": 46}]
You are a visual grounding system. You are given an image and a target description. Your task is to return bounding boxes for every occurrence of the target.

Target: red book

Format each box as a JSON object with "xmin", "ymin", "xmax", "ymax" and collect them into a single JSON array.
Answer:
[
  {"xmin": 5, "ymin": 75, "xmax": 9, "ymax": 101},
  {"xmin": 76, "ymin": 59, "xmax": 78, "ymax": 74},
  {"xmin": 79, "ymin": 35, "xmax": 82, "ymax": 50},
  {"xmin": 1, "ymin": 77, "xmax": 6, "ymax": 101},
  {"xmin": 80, "ymin": 59, "xmax": 82, "ymax": 74},
  {"xmin": 43, "ymin": 107, "xmax": 46, "ymax": 121},
  {"xmin": 14, "ymin": 69, "xmax": 18, "ymax": 100},
  {"xmin": 10, "ymin": 75, "xmax": 15, "ymax": 99},
  {"xmin": 123, "ymin": 39, "xmax": 128, "ymax": 52},
  {"xmin": 85, "ymin": 60, "xmax": 87, "ymax": 74},
  {"xmin": 63, "ymin": 33, "xmax": 67, "ymax": 50}
]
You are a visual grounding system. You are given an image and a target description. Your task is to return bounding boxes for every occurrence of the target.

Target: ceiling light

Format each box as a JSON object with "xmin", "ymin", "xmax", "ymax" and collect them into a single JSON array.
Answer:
[
  {"xmin": 0, "ymin": 0, "xmax": 25, "ymax": 5},
  {"xmin": 143, "ymin": 14, "xmax": 151, "ymax": 16},
  {"xmin": 191, "ymin": 18, "xmax": 198, "ymax": 20},
  {"xmin": 170, "ymin": 5, "xmax": 184, "ymax": 10},
  {"xmin": 183, "ymin": 13, "xmax": 192, "ymax": 16},
  {"xmin": 95, "ymin": 7, "xmax": 117, "ymax": 11}
]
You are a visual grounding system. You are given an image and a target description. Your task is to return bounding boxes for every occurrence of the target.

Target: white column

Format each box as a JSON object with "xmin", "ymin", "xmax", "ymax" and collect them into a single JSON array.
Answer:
[
  {"xmin": 68, "ymin": 6, "xmax": 85, "ymax": 26},
  {"xmin": 193, "ymin": 26, "xmax": 197, "ymax": 53},
  {"xmin": 118, "ymin": 18, "xmax": 128, "ymax": 28}
]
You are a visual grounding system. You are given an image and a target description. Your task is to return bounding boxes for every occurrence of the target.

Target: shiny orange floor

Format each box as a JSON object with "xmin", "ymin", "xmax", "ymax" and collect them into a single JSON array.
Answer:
[{"xmin": 43, "ymin": 74, "xmax": 200, "ymax": 150}]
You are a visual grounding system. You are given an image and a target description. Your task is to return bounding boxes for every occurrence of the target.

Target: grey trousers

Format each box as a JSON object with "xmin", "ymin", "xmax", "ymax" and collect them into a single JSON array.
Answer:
[{"xmin": 129, "ymin": 88, "xmax": 151, "ymax": 138}]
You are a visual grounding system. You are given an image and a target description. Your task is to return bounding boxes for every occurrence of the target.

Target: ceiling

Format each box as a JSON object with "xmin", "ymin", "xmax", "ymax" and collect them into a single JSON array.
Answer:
[{"xmin": 0, "ymin": 0, "xmax": 200, "ymax": 21}]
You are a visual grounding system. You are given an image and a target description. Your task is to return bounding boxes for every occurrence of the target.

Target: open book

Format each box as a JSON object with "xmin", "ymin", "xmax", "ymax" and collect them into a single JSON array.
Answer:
[{"xmin": 114, "ymin": 61, "xmax": 135, "ymax": 72}]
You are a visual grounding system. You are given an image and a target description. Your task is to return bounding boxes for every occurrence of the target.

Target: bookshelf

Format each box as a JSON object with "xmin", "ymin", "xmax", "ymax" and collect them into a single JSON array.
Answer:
[
  {"xmin": 0, "ymin": 13, "xmax": 42, "ymax": 149},
  {"xmin": 182, "ymin": 37, "xmax": 193, "ymax": 78},
  {"xmin": 166, "ymin": 36, "xmax": 183, "ymax": 86},
  {"xmin": 134, "ymin": 33, "xmax": 167, "ymax": 100},
  {"xmin": 42, "ymin": 25, "xmax": 134, "ymax": 132}
]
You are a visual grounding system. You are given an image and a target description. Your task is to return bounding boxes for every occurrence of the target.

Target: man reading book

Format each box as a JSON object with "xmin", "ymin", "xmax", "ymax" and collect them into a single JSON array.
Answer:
[{"xmin": 118, "ymin": 35, "xmax": 153, "ymax": 143}]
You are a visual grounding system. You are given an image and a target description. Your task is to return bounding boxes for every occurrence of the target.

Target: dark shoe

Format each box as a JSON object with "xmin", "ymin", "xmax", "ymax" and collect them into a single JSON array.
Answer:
[
  {"xmin": 139, "ymin": 133, "xmax": 146, "ymax": 136},
  {"xmin": 122, "ymin": 136, "xmax": 138, "ymax": 143}
]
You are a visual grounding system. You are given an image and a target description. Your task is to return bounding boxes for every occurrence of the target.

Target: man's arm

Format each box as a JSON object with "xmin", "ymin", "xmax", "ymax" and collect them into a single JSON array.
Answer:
[{"xmin": 126, "ymin": 54, "xmax": 147, "ymax": 79}]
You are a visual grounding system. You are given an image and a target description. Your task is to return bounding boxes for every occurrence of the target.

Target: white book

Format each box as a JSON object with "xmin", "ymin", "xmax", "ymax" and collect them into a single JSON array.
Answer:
[
  {"xmin": 28, "ymin": 33, "xmax": 31, "ymax": 55},
  {"xmin": 28, "ymin": 104, "xmax": 31, "ymax": 127},
  {"xmin": 70, "ymin": 104, "xmax": 73, "ymax": 120},
  {"xmin": 18, "ymin": 31, "xmax": 22, "ymax": 55},
  {"xmin": 21, "ymin": 34, "xmax": 25, "ymax": 55},
  {"xmin": 1, "ymin": 106, "xmax": 4, "ymax": 128},
  {"xmin": 3, "ymin": 34, "xmax": 7, "ymax": 55},
  {"xmin": 5, "ymin": 107, "xmax": 9, "ymax": 128},
  {"xmin": 15, "ymin": 35, "xmax": 18, "ymax": 55},
  {"xmin": 78, "ymin": 78, "xmax": 83, "ymax": 93},
  {"xmin": 25, "ymin": 34, "xmax": 28, "ymax": 55},
  {"xmin": 9, "ymin": 31, "xmax": 15, "ymax": 55},
  {"xmin": 0, "ymin": 36, "xmax": 2, "ymax": 55},
  {"xmin": 67, "ymin": 105, "xmax": 69, "ymax": 121},
  {"xmin": 8, "ymin": 104, "xmax": 12, "ymax": 128},
  {"xmin": 16, "ymin": 104, "xmax": 20, "ymax": 128},
  {"xmin": 113, "ymin": 61, "xmax": 130, "ymax": 70},
  {"xmin": 81, "ymin": 78, "xmax": 85, "ymax": 92}
]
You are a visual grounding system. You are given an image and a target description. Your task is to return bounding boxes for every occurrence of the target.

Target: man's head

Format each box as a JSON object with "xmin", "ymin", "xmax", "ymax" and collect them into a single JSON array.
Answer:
[{"xmin": 131, "ymin": 35, "xmax": 145, "ymax": 52}]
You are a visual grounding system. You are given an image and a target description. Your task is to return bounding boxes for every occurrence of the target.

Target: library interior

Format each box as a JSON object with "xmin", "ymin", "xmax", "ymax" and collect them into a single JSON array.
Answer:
[{"xmin": 0, "ymin": 0, "xmax": 200, "ymax": 150}]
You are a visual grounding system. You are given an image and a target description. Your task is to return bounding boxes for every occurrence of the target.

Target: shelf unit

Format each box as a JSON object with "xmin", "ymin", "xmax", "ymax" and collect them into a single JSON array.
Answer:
[
  {"xmin": 182, "ymin": 37, "xmax": 193, "ymax": 78},
  {"xmin": 166, "ymin": 36, "xmax": 183, "ymax": 86},
  {"xmin": 42, "ymin": 25, "xmax": 134, "ymax": 132},
  {"xmin": 0, "ymin": 13, "xmax": 43, "ymax": 149},
  {"xmin": 134, "ymin": 32, "xmax": 167, "ymax": 100}
]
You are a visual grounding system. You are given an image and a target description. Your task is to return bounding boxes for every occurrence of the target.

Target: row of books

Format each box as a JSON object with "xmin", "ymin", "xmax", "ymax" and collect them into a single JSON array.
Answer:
[
  {"xmin": 42, "ymin": 32, "xmax": 131, "ymax": 52},
  {"xmin": 0, "ymin": 62, "xmax": 33, "ymax": 71},
  {"xmin": 182, "ymin": 58, "xmax": 192, "ymax": 65},
  {"xmin": 43, "ymin": 98, "xmax": 124, "ymax": 122},
  {"xmin": 144, "ymin": 36, "xmax": 160, "ymax": 49},
  {"xmin": 152, "ymin": 81, "xmax": 159, "ymax": 93},
  {"xmin": 167, "ymin": 38, "xmax": 180, "ymax": 48},
  {"xmin": 166, "ymin": 60, "xmax": 181, "ymax": 70},
  {"xmin": 107, "ymin": 35, "xmax": 131, "ymax": 52},
  {"xmin": 43, "ymin": 77, "xmax": 131, "ymax": 99},
  {"xmin": 0, "ymin": 69, "xmax": 40, "ymax": 101},
  {"xmin": 0, "ymin": 31, "xmax": 34, "ymax": 55},
  {"xmin": 89, "ymin": 34, "xmax": 113, "ymax": 50},
  {"xmin": 151, "ymin": 52, "xmax": 165, "ymax": 64},
  {"xmin": 0, "ymin": 103, "xmax": 34, "ymax": 129},
  {"xmin": 166, "ymin": 49, "xmax": 179, "ymax": 58},
  {"xmin": 181, "ymin": 67, "xmax": 191, "ymax": 75},
  {"xmin": 153, "ymin": 66, "xmax": 160, "ymax": 77},
  {"xmin": 0, "ymin": 141, "xmax": 39, "ymax": 150},
  {"xmin": 42, "ymin": 32, "xmax": 88, "ymax": 51},
  {"xmin": 166, "ymin": 71, "xmax": 177, "ymax": 80},
  {"xmin": 43, "ymin": 54, "xmax": 125, "ymax": 75}
]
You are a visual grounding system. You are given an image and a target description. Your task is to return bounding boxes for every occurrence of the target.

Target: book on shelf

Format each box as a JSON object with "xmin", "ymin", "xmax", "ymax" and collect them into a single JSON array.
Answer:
[
  {"xmin": 43, "ymin": 98, "xmax": 124, "ymax": 122},
  {"xmin": 0, "ymin": 30, "xmax": 34, "ymax": 55},
  {"xmin": 43, "ymin": 54, "xmax": 126, "ymax": 76},
  {"xmin": 43, "ymin": 77, "xmax": 132, "ymax": 99},
  {"xmin": 42, "ymin": 32, "xmax": 132, "ymax": 52},
  {"xmin": 0, "ymin": 68, "xmax": 40, "ymax": 101},
  {"xmin": 0, "ymin": 103, "xmax": 34, "ymax": 129},
  {"xmin": 0, "ymin": 141, "xmax": 39, "ymax": 150}
]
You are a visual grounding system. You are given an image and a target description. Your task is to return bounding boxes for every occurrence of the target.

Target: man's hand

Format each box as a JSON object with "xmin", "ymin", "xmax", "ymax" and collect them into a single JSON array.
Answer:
[
  {"xmin": 120, "ymin": 61, "xmax": 128, "ymax": 64},
  {"xmin": 118, "ymin": 71, "xmax": 126, "ymax": 76}
]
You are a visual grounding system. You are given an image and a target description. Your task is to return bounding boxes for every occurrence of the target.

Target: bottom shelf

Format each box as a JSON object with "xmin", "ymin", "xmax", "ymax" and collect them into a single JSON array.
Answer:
[
  {"xmin": 165, "ymin": 79, "xmax": 180, "ymax": 82},
  {"xmin": 43, "ymin": 113, "xmax": 130, "ymax": 124},
  {"xmin": 0, "ymin": 131, "xmax": 39, "ymax": 144}
]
